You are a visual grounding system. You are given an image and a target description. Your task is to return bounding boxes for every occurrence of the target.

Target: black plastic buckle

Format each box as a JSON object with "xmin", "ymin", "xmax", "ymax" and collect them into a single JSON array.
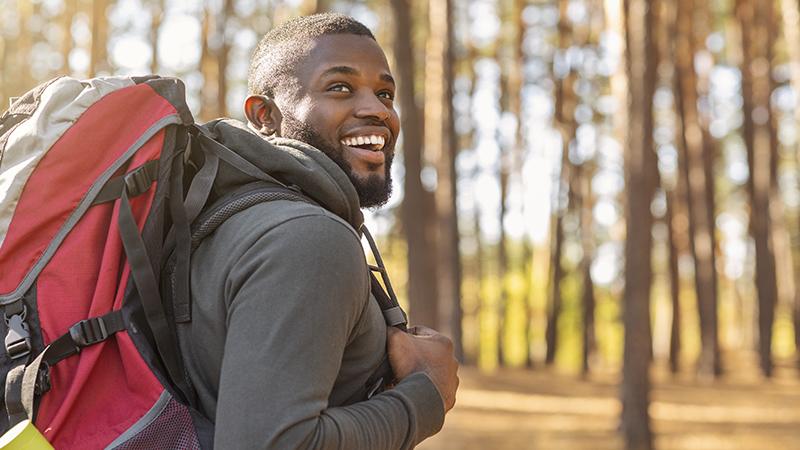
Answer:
[
  {"xmin": 124, "ymin": 166, "xmax": 154, "ymax": 197},
  {"xmin": 69, "ymin": 317, "xmax": 109, "ymax": 349},
  {"xmin": 5, "ymin": 314, "xmax": 31, "ymax": 360}
]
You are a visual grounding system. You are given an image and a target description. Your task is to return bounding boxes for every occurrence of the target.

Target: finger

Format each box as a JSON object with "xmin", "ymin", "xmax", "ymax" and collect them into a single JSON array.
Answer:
[{"xmin": 410, "ymin": 325, "xmax": 438, "ymax": 337}]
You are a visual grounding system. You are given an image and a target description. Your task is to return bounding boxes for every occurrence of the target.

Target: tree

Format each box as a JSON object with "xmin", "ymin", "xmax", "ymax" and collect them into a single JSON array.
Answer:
[
  {"xmin": 149, "ymin": 0, "xmax": 165, "ymax": 74},
  {"xmin": 737, "ymin": 0, "xmax": 779, "ymax": 377},
  {"xmin": 621, "ymin": 0, "xmax": 658, "ymax": 447},
  {"xmin": 389, "ymin": 0, "xmax": 440, "ymax": 330},
  {"xmin": 779, "ymin": 0, "xmax": 800, "ymax": 360},
  {"xmin": 666, "ymin": 190, "xmax": 682, "ymax": 373},
  {"xmin": 545, "ymin": 0, "xmax": 578, "ymax": 366},
  {"xmin": 90, "ymin": 0, "xmax": 111, "ymax": 77},
  {"xmin": 674, "ymin": 0, "xmax": 720, "ymax": 377},
  {"xmin": 426, "ymin": 0, "xmax": 463, "ymax": 359},
  {"xmin": 576, "ymin": 159, "xmax": 597, "ymax": 376}
]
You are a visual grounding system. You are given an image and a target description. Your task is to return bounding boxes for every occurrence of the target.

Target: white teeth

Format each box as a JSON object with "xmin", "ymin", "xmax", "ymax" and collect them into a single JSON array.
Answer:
[{"xmin": 339, "ymin": 135, "xmax": 386, "ymax": 150}]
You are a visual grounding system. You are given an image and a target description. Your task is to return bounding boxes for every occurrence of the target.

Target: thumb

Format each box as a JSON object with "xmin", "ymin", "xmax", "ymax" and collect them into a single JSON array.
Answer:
[{"xmin": 409, "ymin": 325, "xmax": 438, "ymax": 337}]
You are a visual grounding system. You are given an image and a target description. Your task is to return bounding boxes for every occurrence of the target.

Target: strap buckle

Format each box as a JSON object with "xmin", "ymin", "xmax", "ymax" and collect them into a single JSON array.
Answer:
[
  {"xmin": 124, "ymin": 163, "xmax": 157, "ymax": 197},
  {"xmin": 69, "ymin": 317, "xmax": 109, "ymax": 349},
  {"xmin": 5, "ymin": 314, "xmax": 31, "ymax": 360}
]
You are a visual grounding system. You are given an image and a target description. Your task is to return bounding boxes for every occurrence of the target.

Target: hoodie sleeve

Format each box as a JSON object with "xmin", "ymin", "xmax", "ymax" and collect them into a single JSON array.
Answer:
[{"xmin": 211, "ymin": 211, "xmax": 445, "ymax": 449}]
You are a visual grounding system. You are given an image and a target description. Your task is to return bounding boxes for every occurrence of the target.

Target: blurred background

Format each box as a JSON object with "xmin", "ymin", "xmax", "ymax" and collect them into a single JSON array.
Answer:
[{"xmin": 3, "ymin": 0, "xmax": 800, "ymax": 448}]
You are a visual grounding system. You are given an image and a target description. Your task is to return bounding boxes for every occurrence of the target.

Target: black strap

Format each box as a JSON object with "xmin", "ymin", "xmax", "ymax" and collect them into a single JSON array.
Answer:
[
  {"xmin": 43, "ymin": 310, "xmax": 126, "ymax": 366},
  {"xmin": 92, "ymin": 160, "xmax": 159, "ymax": 205},
  {"xmin": 118, "ymin": 186, "xmax": 189, "ymax": 399},
  {"xmin": 169, "ymin": 153, "xmax": 193, "ymax": 323},
  {"xmin": 5, "ymin": 311, "xmax": 125, "ymax": 426}
]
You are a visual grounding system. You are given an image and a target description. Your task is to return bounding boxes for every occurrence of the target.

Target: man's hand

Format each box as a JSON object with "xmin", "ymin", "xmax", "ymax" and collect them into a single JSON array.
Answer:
[{"xmin": 387, "ymin": 325, "xmax": 459, "ymax": 412}]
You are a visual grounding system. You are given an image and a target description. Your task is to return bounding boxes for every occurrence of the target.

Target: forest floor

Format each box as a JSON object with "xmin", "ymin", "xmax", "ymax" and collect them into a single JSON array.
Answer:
[{"xmin": 418, "ymin": 352, "xmax": 800, "ymax": 450}]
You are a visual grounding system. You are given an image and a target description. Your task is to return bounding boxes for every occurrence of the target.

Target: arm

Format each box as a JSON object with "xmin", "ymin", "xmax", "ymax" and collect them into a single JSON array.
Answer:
[{"xmin": 213, "ymin": 213, "xmax": 444, "ymax": 449}]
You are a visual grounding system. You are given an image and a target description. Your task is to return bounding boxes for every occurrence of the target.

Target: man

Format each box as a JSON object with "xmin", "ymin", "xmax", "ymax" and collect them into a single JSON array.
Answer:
[{"xmin": 181, "ymin": 13, "xmax": 459, "ymax": 449}]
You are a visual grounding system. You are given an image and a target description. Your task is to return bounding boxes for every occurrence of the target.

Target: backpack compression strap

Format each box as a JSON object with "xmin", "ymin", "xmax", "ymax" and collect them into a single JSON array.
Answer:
[{"xmin": 5, "ymin": 310, "xmax": 126, "ymax": 426}]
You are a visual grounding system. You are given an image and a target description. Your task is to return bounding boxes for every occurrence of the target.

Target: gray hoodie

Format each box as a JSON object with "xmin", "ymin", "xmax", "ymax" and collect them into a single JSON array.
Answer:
[{"xmin": 181, "ymin": 120, "xmax": 445, "ymax": 449}]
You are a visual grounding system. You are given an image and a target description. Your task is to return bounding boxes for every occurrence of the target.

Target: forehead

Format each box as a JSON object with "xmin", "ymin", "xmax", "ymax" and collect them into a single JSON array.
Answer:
[{"xmin": 295, "ymin": 34, "xmax": 392, "ymax": 83}]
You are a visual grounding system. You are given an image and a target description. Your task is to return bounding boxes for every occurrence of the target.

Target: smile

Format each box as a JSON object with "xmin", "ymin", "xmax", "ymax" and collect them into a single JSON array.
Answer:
[{"xmin": 340, "ymin": 135, "xmax": 386, "ymax": 151}]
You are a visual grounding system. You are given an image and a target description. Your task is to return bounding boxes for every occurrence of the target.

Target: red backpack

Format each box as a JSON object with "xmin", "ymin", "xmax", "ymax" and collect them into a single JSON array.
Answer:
[
  {"xmin": 0, "ymin": 75, "xmax": 216, "ymax": 448},
  {"xmin": 0, "ymin": 76, "xmax": 406, "ymax": 449}
]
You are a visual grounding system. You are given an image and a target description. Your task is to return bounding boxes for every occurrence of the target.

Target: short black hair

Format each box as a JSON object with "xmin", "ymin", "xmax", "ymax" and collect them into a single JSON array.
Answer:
[{"xmin": 248, "ymin": 13, "xmax": 375, "ymax": 98}]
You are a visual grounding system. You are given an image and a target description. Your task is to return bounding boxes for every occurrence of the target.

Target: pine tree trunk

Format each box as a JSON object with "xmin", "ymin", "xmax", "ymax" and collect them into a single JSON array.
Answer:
[
  {"xmin": 779, "ymin": 0, "xmax": 800, "ymax": 367},
  {"xmin": 149, "ymin": 0, "xmax": 164, "ymax": 74},
  {"xmin": 674, "ymin": 0, "xmax": 720, "ymax": 378},
  {"xmin": 390, "ymin": 0, "xmax": 440, "ymax": 330},
  {"xmin": 666, "ymin": 190, "xmax": 682, "ymax": 373},
  {"xmin": 578, "ymin": 161, "xmax": 596, "ymax": 376},
  {"xmin": 426, "ymin": 0, "xmax": 463, "ymax": 359},
  {"xmin": 546, "ymin": 0, "xmax": 578, "ymax": 366},
  {"xmin": 621, "ymin": 0, "xmax": 657, "ymax": 447},
  {"xmin": 737, "ymin": 0, "xmax": 778, "ymax": 377}
]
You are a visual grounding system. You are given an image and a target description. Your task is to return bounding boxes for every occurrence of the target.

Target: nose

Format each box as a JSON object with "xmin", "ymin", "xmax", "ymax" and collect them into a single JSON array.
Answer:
[{"xmin": 354, "ymin": 91, "xmax": 391, "ymax": 122}]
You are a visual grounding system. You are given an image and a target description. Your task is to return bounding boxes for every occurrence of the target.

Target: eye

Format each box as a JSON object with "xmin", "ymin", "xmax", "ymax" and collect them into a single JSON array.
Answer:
[
  {"xmin": 377, "ymin": 90, "xmax": 395, "ymax": 101},
  {"xmin": 327, "ymin": 83, "xmax": 352, "ymax": 93}
]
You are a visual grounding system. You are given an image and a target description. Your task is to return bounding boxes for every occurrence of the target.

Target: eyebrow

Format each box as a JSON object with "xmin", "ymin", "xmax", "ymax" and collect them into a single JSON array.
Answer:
[{"xmin": 320, "ymin": 66, "xmax": 396, "ymax": 87}]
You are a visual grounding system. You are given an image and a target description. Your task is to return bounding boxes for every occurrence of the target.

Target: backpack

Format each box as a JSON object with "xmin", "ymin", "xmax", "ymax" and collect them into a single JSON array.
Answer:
[{"xmin": 0, "ymin": 75, "xmax": 406, "ymax": 449}]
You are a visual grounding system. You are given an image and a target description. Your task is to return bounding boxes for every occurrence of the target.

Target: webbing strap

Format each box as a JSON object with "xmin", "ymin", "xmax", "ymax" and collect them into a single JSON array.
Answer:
[
  {"xmin": 183, "ymin": 143, "xmax": 219, "ymax": 225},
  {"xmin": 5, "ymin": 362, "xmax": 27, "ymax": 426},
  {"xmin": 43, "ymin": 310, "xmax": 125, "ymax": 366},
  {"xmin": 118, "ymin": 187, "xmax": 188, "ymax": 398},
  {"xmin": 169, "ymin": 154, "xmax": 192, "ymax": 323},
  {"xmin": 92, "ymin": 160, "xmax": 159, "ymax": 205},
  {"xmin": 382, "ymin": 306, "xmax": 407, "ymax": 328}
]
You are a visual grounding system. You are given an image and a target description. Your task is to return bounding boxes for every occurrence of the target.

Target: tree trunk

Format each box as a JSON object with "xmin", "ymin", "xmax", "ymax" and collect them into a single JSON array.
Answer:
[
  {"xmin": 666, "ymin": 190, "xmax": 682, "ymax": 373},
  {"xmin": 621, "ymin": 0, "xmax": 657, "ymax": 447},
  {"xmin": 577, "ymin": 161, "xmax": 596, "ymax": 376},
  {"xmin": 737, "ymin": 0, "xmax": 778, "ymax": 377},
  {"xmin": 546, "ymin": 0, "xmax": 578, "ymax": 366},
  {"xmin": 779, "ymin": 0, "xmax": 800, "ymax": 367},
  {"xmin": 217, "ymin": 0, "xmax": 234, "ymax": 117},
  {"xmin": 149, "ymin": 0, "xmax": 164, "ymax": 74},
  {"xmin": 674, "ymin": 0, "xmax": 720, "ymax": 378},
  {"xmin": 90, "ymin": 0, "xmax": 109, "ymax": 77},
  {"xmin": 426, "ymin": 0, "xmax": 463, "ymax": 359},
  {"xmin": 390, "ymin": 0, "xmax": 440, "ymax": 330}
]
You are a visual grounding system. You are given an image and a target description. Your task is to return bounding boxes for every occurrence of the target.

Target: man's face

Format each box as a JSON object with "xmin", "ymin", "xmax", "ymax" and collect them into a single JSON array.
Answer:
[{"xmin": 276, "ymin": 34, "xmax": 400, "ymax": 208}]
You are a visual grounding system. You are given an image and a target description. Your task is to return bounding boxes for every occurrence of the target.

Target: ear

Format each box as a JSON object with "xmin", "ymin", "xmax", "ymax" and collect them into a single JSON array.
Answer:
[{"xmin": 244, "ymin": 95, "xmax": 283, "ymax": 137}]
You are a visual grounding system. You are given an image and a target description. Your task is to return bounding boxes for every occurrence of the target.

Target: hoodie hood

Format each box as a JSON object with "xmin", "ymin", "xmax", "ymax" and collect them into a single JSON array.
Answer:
[{"xmin": 200, "ymin": 119, "xmax": 364, "ymax": 230}]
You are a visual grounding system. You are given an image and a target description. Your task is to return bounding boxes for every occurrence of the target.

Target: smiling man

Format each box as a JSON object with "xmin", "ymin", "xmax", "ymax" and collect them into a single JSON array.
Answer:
[{"xmin": 181, "ymin": 13, "xmax": 459, "ymax": 449}]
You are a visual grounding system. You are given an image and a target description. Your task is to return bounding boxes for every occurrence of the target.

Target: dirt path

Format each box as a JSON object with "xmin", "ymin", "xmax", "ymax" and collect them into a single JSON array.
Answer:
[{"xmin": 419, "ymin": 358, "xmax": 800, "ymax": 450}]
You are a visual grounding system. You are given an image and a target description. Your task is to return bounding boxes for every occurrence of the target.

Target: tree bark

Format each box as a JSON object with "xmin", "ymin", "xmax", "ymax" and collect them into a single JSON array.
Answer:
[
  {"xmin": 674, "ymin": 0, "xmax": 720, "ymax": 378},
  {"xmin": 666, "ymin": 190, "xmax": 682, "ymax": 373},
  {"xmin": 621, "ymin": 0, "xmax": 657, "ymax": 447},
  {"xmin": 577, "ymin": 160, "xmax": 596, "ymax": 376},
  {"xmin": 737, "ymin": 0, "xmax": 778, "ymax": 377},
  {"xmin": 779, "ymin": 0, "xmax": 800, "ymax": 367},
  {"xmin": 149, "ymin": 0, "xmax": 164, "ymax": 74},
  {"xmin": 426, "ymin": 0, "xmax": 463, "ymax": 359},
  {"xmin": 545, "ymin": 0, "xmax": 578, "ymax": 366},
  {"xmin": 390, "ymin": 0, "xmax": 440, "ymax": 330}
]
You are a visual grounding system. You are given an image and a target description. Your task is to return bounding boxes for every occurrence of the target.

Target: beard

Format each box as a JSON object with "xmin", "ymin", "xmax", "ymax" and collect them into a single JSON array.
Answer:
[{"xmin": 281, "ymin": 113, "xmax": 393, "ymax": 209}]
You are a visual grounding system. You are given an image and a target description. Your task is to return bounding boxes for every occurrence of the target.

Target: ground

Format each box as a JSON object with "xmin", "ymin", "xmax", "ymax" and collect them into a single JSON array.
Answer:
[{"xmin": 419, "ymin": 354, "xmax": 800, "ymax": 450}]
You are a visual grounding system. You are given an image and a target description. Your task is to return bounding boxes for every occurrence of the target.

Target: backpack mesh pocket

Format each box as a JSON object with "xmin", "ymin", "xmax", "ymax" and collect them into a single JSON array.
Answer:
[{"xmin": 108, "ymin": 392, "xmax": 200, "ymax": 450}]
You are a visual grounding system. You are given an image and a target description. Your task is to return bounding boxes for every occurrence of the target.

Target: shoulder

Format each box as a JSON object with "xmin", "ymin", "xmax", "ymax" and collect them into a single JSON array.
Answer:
[
  {"xmin": 194, "ymin": 199, "xmax": 368, "ymax": 294},
  {"xmin": 216, "ymin": 199, "xmax": 361, "ymax": 254}
]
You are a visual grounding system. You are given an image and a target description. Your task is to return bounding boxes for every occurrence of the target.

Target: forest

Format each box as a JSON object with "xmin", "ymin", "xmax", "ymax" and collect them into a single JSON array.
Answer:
[{"xmin": 3, "ymin": 0, "xmax": 800, "ymax": 449}]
